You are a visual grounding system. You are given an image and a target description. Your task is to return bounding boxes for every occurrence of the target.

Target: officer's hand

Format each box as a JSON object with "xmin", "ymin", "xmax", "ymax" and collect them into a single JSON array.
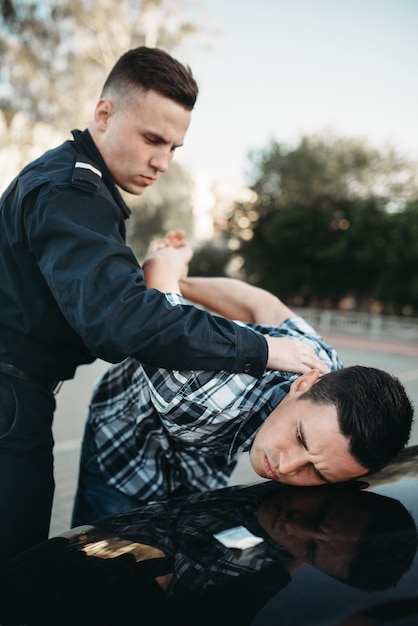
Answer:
[{"xmin": 264, "ymin": 336, "xmax": 330, "ymax": 375}]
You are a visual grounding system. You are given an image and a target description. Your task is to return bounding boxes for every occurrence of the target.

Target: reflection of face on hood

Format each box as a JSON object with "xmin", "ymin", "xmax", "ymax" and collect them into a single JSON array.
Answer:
[{"xmin": 256, "ymin": 483, "xmax": 418, "ymax": 590}]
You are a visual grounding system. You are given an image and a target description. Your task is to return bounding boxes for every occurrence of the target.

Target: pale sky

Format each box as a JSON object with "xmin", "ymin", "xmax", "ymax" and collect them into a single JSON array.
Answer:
[{"xmin": 176, "ymin": 0, "xmax": 418, "ymax": 186}]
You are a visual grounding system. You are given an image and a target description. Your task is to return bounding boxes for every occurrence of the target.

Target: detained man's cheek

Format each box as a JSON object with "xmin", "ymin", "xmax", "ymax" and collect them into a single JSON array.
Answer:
[{"xmin": 249, "ymin": 446, "xmax": 266, "ymax": 479}]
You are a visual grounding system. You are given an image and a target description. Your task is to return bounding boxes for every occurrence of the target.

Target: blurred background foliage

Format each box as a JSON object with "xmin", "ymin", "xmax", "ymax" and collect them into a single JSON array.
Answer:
[
  {"xmin": 217, "ymin": 136, "xmax": 418, "ymax": 315},
  {"xmin": 1, "ymin": 0, "xmax": 418, "ymax": 315}
]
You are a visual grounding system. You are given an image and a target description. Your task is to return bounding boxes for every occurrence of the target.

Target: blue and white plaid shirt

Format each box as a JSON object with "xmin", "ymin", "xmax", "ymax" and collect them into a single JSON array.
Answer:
[{"xmin": 89, "ymin": 294, "xmax": 342, "ymax": 502}]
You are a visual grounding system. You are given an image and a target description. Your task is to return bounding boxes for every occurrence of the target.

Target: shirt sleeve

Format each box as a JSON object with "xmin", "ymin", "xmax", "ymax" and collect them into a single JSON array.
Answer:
[{"xmin": 24, "ymin": 185, "xmax": 268, "ymax": 377}]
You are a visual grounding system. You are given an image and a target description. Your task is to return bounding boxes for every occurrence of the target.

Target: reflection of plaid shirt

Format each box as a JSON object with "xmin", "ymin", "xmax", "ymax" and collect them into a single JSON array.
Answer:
[
  {"xmin": 90, "ymin": 293, "xmax": 342, "ymax": 501},
  {"xmin": 100, "ymin": 481, "xmax": 293, "ymax": 607}
]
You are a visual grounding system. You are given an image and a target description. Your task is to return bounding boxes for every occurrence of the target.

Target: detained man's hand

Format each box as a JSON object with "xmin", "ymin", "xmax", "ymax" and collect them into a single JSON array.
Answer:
[
  {"xmin": 264, "ymin": 336, "xmax": 330, "ymax": 375},
  {"xmin": 143, "ymin": 231, "xmax": 193, "ymax": 291}
]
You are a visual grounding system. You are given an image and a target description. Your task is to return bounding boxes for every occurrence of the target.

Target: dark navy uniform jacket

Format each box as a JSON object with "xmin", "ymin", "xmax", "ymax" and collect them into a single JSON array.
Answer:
[{"xmin": 0, "ymin": 129, "xmax": 267, "ymax": 382}]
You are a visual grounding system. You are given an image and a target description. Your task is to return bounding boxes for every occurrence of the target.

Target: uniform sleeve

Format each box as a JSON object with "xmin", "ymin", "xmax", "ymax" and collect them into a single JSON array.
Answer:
[{"xmin": 24, "ymin": 185, "xmax": 268, "ymax": 377}]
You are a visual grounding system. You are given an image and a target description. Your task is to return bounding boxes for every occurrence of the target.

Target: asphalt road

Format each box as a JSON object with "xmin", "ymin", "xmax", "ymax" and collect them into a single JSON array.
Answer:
[{"xmin": 50, "ymin": 335, "xmax": 418, "ymax": 537}]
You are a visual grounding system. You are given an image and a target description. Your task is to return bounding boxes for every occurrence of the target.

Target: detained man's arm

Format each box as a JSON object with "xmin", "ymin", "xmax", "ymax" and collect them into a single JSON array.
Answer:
[
  {"xmin": 178, "ymin": 276, "xmax": 293, "ymax": 325},
  {"xmin": 144, "ymin": 231, "xmax": 290, "ymax": 324},
  {"xmin": 143, "ymin": 235, "xmax": 286, "ymax": 324},
  {"xmin": 179, "ymin": 276, "xmax": 329, "ymax": 374},
  {"xmin": 143, "ymin": 233, "xmax": 328, "ymax": 375}
]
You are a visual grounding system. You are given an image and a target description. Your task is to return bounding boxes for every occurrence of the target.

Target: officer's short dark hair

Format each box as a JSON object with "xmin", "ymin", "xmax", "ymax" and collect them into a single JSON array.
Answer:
[
  {"xmin": 101, "ymin": 46, "xmax": 198, "ymax": 110},
  {"xmin": 301, "ymin": 365, "xmax": 414, "ymax": 473}
]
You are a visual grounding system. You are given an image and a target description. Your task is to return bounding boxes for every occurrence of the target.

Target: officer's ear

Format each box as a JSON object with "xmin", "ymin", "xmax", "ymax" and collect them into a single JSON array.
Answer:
[{"xmin": 94, "ymin": 98, "xmax": 114, "ymax": 129}]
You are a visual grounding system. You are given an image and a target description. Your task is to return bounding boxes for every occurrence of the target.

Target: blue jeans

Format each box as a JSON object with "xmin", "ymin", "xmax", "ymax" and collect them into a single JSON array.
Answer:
[{"xmin": 71, "ymin": 422, "xmax": 144, "ymax": 527}]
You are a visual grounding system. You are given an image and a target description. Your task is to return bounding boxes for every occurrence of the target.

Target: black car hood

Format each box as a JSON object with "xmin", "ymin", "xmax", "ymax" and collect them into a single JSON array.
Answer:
[{"xmin": 0, "ymin": 446, "xmax": 417, "ymax": 626}]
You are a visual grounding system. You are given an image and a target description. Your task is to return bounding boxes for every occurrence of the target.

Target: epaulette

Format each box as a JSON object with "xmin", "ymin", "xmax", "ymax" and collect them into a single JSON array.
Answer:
[{"xmin": 72, "ymin": 157, "xmax": 102, "ymax": 190}]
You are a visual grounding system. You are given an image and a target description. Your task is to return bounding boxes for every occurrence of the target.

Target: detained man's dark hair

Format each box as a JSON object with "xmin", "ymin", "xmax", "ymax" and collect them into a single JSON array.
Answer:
[
  {"xmin": 101, "ymin": 46, "xmax": 198, "ymax": 110},
  {"xmin": 301, "ymin": 365, "xmax": 414, "ymax": 473}
]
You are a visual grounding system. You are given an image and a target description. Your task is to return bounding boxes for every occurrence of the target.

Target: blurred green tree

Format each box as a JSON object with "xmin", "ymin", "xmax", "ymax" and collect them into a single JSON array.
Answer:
[
  {"xmin": 375, "ymin": 202, "xmax": 418, "ymax": 314},
  {"xmin": 0, "ymin": 0, "xmax": 15, "ymax": 20},
  {"xmin": 244, "ymin": 135, "xmax": 418, "ymax": 212},
  {"xmin": 226, "ymin": 135, "xmax": 418, "ymax": 314},
  {"xmin": 242, "ymin": 198, "xmax": 387, "ymax": 308}
]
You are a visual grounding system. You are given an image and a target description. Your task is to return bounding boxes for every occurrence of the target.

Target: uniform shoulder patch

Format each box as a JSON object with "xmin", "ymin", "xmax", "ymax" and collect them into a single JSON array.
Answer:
[{"xmin": 72, "ymin": 157, "xmax": 102, "ymax": 190}]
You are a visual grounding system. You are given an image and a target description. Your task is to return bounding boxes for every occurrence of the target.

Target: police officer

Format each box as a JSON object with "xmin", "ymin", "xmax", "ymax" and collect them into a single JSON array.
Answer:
[{"xmin": 0, "ymin": 46, "xmax": 326, "ymax": 562}]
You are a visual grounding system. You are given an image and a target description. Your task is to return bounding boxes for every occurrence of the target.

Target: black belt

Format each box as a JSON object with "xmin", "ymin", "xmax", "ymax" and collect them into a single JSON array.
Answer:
[{"xmin": 0, "ymin": 361, "xmax": 63, "ymax": 394}]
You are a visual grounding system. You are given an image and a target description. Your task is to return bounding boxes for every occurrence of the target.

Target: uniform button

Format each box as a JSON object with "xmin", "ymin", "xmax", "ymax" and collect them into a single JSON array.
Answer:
[{"xmin": 243, "ymin": 363, "xmax": 251, "ymax": 373}]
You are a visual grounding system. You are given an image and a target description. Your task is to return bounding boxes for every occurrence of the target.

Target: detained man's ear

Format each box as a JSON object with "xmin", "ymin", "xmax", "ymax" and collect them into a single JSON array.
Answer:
[{"xmin": 289, "ymin": 369, "xmax": 320, "ymax": 396}]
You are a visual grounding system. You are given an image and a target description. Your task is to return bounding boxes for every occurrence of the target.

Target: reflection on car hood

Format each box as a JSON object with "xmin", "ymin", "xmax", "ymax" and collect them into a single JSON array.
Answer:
[{"xmin": 0, "ymin": 446, "xmax": 417, "ymax": 626}]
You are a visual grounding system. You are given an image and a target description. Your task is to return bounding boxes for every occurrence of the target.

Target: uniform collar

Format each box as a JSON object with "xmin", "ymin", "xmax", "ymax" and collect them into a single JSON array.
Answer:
[{"xmin": 71, "ymin": 129, "xmax": 131, "ymax": 219}]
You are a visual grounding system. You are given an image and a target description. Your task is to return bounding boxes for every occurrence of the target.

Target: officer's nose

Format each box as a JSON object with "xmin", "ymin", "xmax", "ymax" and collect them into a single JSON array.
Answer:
[{"xmin": 150, "ymin": 151, "xmax": 173, "ymax": 173}]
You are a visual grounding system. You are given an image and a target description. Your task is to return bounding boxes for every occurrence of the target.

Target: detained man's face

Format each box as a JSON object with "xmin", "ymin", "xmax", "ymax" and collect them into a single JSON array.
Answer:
[
  {"xmin": 249, "ymin": 370, "xmax": 368, "ymax": 486},
  {"xmin": 91, "ymin": 88, "xmax": 191, "ymax": 195}
]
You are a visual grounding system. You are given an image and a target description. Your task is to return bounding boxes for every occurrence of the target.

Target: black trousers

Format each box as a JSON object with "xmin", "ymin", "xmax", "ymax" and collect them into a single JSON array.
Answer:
[{"xmin": 0, "ymin": 373, "xmax": 55, "ymax": 563}]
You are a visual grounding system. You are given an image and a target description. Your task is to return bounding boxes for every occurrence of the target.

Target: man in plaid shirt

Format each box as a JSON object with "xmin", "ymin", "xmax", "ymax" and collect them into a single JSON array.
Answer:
[{"xmin": 72, "ymin": 233, "xmax": 413, "ymax": 526}]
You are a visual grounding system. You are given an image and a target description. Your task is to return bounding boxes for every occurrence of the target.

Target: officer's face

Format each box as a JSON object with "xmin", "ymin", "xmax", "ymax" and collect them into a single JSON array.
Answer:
[
  {"xmin": 249, "ymin": 371, "xmax": 368, "ymax": 486},
  {"xmin": 92, "ymin": 88, "xmax": 191, "ymax": 195}
]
